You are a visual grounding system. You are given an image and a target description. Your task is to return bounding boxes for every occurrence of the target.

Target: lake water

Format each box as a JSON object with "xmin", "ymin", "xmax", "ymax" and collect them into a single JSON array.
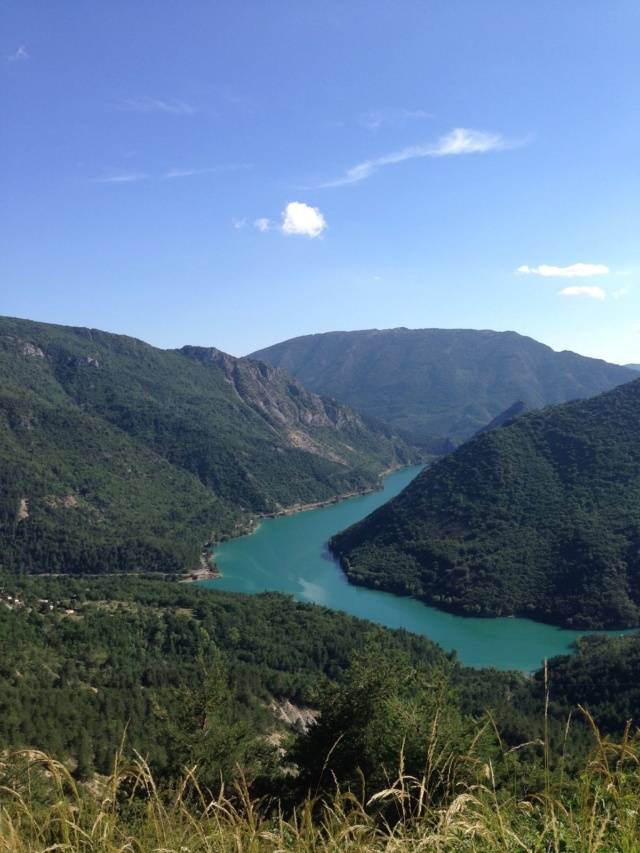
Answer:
[{"xmin": 199, "ymin": 466, "xmax": 628, "ymax": 672}]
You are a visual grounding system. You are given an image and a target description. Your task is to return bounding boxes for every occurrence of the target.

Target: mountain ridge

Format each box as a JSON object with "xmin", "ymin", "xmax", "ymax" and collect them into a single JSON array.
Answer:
[
  {"xmin": 330, "ymin": 377, "xmax": 640, "ymax": 629},
  {"xmin": 250, "ymin": 328, "xmax": 636, "ymax": 442},
  {"xmin": 0, "ymin": 316, "xmax": 434, "ymax": 577}
]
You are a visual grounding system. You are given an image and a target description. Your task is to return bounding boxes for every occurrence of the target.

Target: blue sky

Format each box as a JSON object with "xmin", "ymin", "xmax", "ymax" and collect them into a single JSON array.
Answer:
[{"xmin": 2, "ymin": 1, "xmax": 639, "ymax": 364}]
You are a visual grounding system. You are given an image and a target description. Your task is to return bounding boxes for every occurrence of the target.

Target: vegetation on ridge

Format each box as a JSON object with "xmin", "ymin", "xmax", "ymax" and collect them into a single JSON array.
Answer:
[
  {"xmin": 0, "ymin": 316, "xmax": 436, "ymax": 577},
  {"xmin": 1, "ymin": 571, "xmax": 638, "ymax": 790},
  {"xmin": 251, "ymin": 327, "xmax": 636, "ymax": 442},
  {"xmin": 2, "ymin": 587, "xmax": 640, "ymax": 851},
  {"xmin": 331, "ymin": 378, "xmax": 640, "ymax": 628},
  {"xmin": 2, "ymin": 569, "xmax": 640, "ymax": 849}
]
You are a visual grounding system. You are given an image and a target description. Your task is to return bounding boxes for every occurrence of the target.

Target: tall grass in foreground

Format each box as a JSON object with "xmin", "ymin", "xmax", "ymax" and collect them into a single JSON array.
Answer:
[{"xmin": 1, "ymin": 712, "xmax": 639, "ymax": 853}]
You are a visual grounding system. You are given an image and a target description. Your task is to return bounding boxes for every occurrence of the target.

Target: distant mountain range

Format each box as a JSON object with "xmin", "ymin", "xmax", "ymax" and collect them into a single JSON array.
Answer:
[
  {"xmin": 0, "ymin": 316, "xmax": 433, "ymax": 576},
  {"xmin": 250, "ymin": 329, "xmax": 636, "ymax": 443},
  {"xmin": 626, "ymin": 364, "xmax": 640, "ymax": 372},
  {"xmin": 330, "ymin": 378, "xmax": 640, "ymax": 629}
]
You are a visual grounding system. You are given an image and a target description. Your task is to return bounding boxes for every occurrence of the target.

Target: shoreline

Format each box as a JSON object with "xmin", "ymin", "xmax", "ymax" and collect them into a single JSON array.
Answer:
[
  {"xmin": 181, "ymin": 463, "xmax": 415, "ymax": 584},
  {"xmin": 261, "ymin": 462, "xmax": 415, "ymax": 518},
  {"xmin": 268, "ymin": 485, "xmax": 378, "ymax": 517}
]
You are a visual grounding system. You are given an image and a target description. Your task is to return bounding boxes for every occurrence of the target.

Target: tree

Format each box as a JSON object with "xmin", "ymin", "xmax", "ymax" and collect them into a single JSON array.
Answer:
[
  {"xmin": 290, "ymin": 635, "xmax": 477, "ymax": 805},
  {"xmin": 157, "ymin": 647, "xmax": 261, "ymax": 796}
]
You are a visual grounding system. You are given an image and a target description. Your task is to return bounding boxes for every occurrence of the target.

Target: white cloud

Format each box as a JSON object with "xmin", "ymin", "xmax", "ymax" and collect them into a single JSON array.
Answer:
[
  {"xmin": 164, "ymin": 164, "xmax": 250, "ymax": 180},
  {"xmin": 165, "ymin": 168, "xmax": 199, "ymax": 178},
  {"xmin": 97, "ymin": 164, "xmax": 249, "ymax": 183},
  {"xmin": 7, "ymin": 46, "xmax": 29, "ymax": 61},
  {"xmin": 517, "ymin": 263, "xmax": 610, "ymax": 278},
  {"xmin": 432, "ymin": 128, "xmax": 508, "ymax": 156},
  {"xmin": 321, "ymin": 128, "xmax": 514, "ymax": 187},
  {"xmin": 116, "ymin": 97, "xmax": 195, "ymax": 115},
  {"xmin": 558, "ymin": 286, "xmax": 606, "ymax": 299},
  {"xmin": 254, "ymin": 202, "xmax": 327, "ymax": 238},
  {"xmin": 611, "ymin": 287, "xmax": 630, "ymax": 300},
  {"xmin": 165, "ymin": 167, "xmax": 215, "ymax": 178},
  {"xmin": 97, "ymin": 172, "xmax": 148, "ymax": 184},
  {"xmin": 281, "ymin": 202, "xmax": 326, "ymax": 237},
  {"xmin": 232, "ymin": 218, "xmax": 246, "ymax": 229}
]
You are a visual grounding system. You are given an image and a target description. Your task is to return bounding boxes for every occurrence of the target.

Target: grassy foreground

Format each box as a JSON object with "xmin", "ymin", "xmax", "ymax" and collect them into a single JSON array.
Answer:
[{"xmin": 2, "ymin": 712, "xmax": 639, "ymax": 853}]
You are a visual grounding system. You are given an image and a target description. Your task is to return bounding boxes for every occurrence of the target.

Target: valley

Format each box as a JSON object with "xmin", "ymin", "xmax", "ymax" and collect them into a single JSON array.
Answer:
[
  {"xmin": 2, "ymin": 315, "xmax": 639, "ymax": 849},
  {"xmin": 6, "ymin": 4, "xmax": 638, "ymax": 846},
  {"xmin": 0, "ymin": 316, "xmax": 436, "ymax": 579},
  {"xmin": 205, "ymin": 465, "xmax": 625, "ymax": 671}
]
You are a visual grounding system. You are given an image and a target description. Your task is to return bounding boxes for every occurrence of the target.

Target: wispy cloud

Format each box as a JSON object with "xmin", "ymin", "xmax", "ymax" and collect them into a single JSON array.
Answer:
[
  {"xmin": 95, "ymin": 163, "xmax": 249, "ymax": 184},
  {"xmin": 165, "ymin": 168, "xmax": 201, "ymax": 179},
  {"xmin": 558, "ymin": 285, "xmax": 606, "ymax": 299},
  {"xmin": 164, "ymin": 167, "xmax": 220, "ymax": 179},
  {"xmin": 357, "ymin": 109, "xmax": 431, "ymax": 132},
  {"xmin": 7, "ymin": 46, "xmax": 29, "ymax": 61},
  {"xmin": 611, "ymin": 287, "xmax": 630, "ymax": 300},
  {"xmin": 96, "ymin": 172, "xmax": 148, "ymax": 184},
  {"xmin": 164, "ymin": 164, "xmax": 251, "ymax": 179},
  {"xmin": 518, "ymin": 263, "xmax": 610, "ymax": 278},
  {"xmin": 116, "ymin": 96, "xmax": 196, "ymax": 115},
  {"xmin": 255, "ymin": 202, "xmax": 327, "ymax": 238},
  {"xmin": 320, "ymin": 128, "xmax": 515, "ymax": 188}
]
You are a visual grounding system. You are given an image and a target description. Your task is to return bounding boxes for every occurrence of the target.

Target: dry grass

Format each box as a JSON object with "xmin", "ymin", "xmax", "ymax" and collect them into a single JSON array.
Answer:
[{"xmin": 1, "ymin": 714, "xmax": 639, "ymax": 853}]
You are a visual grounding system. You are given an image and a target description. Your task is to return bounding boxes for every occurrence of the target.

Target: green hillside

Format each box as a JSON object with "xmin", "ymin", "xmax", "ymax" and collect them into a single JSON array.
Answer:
[
  {"xmin": 330, "ymin": 378, "xmax": 640, "ymax": 629},
  {"xmin": 3, "ymin": 570, "xmax": 640, "ymax": 853},
  {"xmin": 0, "ymin": 574, "xmax": 452, "ymax": 779},
  {"xmin": 0, "ymin": 316, "xmax": 435, "ymax": 577},
  {"xmin": 1, "ymin": 570, "xmax": 637, "ymax": 789},
  {"xmin": 250, "ymin": 328, "xmax": 636, "ymax": 442}
]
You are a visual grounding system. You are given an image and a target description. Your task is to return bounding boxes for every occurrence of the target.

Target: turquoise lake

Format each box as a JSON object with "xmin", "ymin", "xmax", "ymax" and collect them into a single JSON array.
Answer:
[{"xmin": 199, "ymin": 465, "xmax": 629, "ymax": 672}]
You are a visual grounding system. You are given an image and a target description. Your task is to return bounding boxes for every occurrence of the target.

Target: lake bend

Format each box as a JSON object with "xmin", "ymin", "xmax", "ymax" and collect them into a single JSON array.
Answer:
[{"xmin": 199, "ymin": 465, "xmax": 631, "ymax": 672}]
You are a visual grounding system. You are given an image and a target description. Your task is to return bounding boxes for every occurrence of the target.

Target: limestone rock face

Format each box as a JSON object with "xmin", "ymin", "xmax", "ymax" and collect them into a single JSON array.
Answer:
[{"xmin": 181, "ymin": 345, "xmax": 361, "ymax": 435}]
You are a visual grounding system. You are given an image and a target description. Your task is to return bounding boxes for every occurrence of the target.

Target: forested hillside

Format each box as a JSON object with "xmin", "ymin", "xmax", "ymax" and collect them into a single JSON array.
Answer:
[
  {"xmin": 1, "ymin": 571, "xmax": 637, "ymax": 792},
  {"xmin": 331, "ymin": 378, "xmax": 640, "ymax": 629},
  {"xmin": 251, "ymin": 328, "xmax": 636, "ymax": 442},
  {"xmin": 0, "ymin": 316, "xmax": 436, "ymax": 577},
  {"xmin": 0, "ymin": 574, "xmax": 449, "ymax": 781}
]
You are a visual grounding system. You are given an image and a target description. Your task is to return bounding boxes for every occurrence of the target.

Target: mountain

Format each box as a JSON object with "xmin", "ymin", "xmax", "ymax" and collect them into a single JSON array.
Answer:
[
  {"xmin": 626, "ymin": 364, "xmax": 640, "ymax": 372},
  {"xmin": 472, "ymin": 400, "xmax": 530, "ymax": 438},
  {"xmin": 250, "ymin": 328, "xmax": 636, "ymax": 442},
  {"xmin": 0, "ymin": 316, "xmax": 434, "ymax": 576},
  {"xmin": 330, "ymin": 378, "xmax": 640, "ymax": 629}
]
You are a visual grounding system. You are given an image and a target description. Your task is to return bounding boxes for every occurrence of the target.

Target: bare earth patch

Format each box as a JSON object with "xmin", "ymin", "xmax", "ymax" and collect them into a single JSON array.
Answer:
[{"xmin": 286, "ymin": 428, "xmax": 346, "ymax": 464}]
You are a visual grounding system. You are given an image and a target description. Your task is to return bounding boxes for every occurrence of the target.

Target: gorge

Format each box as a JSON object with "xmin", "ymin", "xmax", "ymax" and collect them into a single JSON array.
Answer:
[{"xmin": 201, "ymin": 465, "xmax": 631, "ymax": 671}]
